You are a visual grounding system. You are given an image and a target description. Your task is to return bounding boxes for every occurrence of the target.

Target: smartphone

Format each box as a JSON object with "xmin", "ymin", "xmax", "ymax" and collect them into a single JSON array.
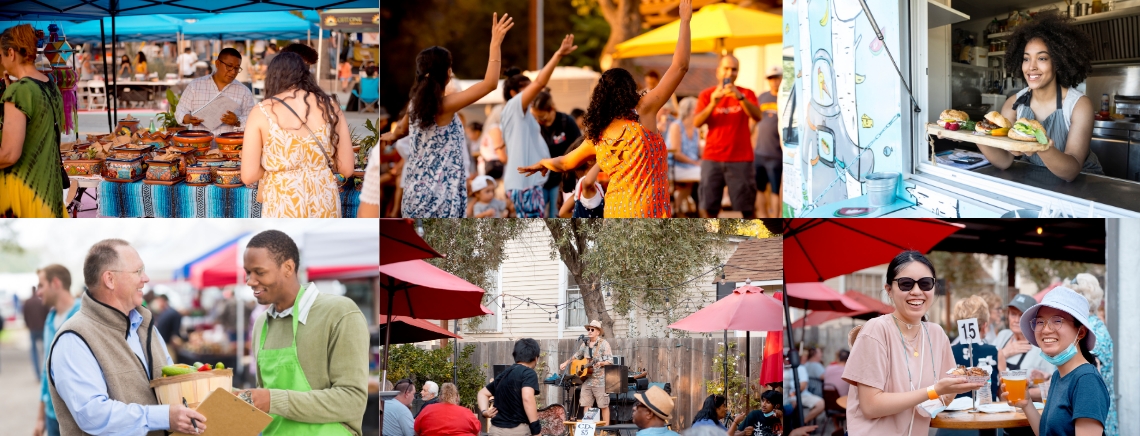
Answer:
[{"xmin": 722, "ymin": 77, "xmax": 731, "ymax": 87}]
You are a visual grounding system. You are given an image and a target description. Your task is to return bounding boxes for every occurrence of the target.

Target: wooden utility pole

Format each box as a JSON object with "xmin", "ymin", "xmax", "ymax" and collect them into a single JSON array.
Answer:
[{"xmin": 529, "ymin": 0, "xmax": 543, "ymax": 70}]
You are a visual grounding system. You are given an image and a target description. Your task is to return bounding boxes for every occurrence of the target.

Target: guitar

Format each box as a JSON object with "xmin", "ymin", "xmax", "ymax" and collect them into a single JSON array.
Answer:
[
  {"xmin": 630, "ymin": 367, "xmax": 647, "ymax": 380},
  {"xmin": 536, "ymin": 403, "xmax": 567, "ymax": 436},
  {"xmin": 569, "ymin": 357, "xmax": 594, "ymax": 379}
]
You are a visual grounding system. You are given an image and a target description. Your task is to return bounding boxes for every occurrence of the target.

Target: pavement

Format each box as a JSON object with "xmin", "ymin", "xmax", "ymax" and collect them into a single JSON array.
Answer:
[{"xmin": 0, "ymin": 327, "xmax": 43, "ymax": 436}]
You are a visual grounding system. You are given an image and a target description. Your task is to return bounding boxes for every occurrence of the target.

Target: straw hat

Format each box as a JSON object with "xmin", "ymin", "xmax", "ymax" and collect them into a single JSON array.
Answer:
[
  {"xmin": 633, "ymin": 386, "xmax": 673, "ymax": 421},
  {"xmin": 586, "ymin": 320, "xmax": 605, "ymax": 336}
]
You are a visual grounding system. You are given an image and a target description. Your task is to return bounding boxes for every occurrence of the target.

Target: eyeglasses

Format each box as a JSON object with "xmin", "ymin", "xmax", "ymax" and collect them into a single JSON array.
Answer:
[
  {"xmin": 218, "ymin": 59, "xmax": 242, "ymax": 73},
  {"xmin": 893, "ymin": 277, "xmax": 935, "ymax": 292},
  {"xmin": 108, "ymin": 266, "xmax": 146, "ymax": 279},
  {"xmin": 1031, "ymin": 316, "xmax": 1068, "ymax": 332}
]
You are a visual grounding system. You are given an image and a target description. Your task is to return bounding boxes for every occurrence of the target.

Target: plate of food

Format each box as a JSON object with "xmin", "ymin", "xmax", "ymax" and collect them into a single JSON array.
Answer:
[
  {"xmin": 928, "ymin": 110, "xmax": 1052, "ymax": 153},
  {"xmin": 947, "ymin": 365, "xmax": 991, "ymax": 384}
]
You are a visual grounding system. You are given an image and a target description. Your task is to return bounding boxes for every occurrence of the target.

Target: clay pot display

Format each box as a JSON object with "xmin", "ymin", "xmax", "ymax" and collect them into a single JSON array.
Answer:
[
  {"xmin": 165, "ymin": 146, "xmax": 199, "ymax": 167},
  {"xmin": 116, "ymin": 118, "xmax": 141, "ymax": 136},
  {"xmin": 172, "ymin": 130, "xmax": 215, "ymax": 157},
  {"xmin": 185, "ymin": 164, "xmax": 213, "ymax": 185},
  {"xmin": 103, "ymin": 155, "xmax": 147, "ymax": 181},
  {"xmin": 216, "ymin": 132, "xmax": 244, "ymax": 153},
  {"xmin": 63, "ymin": 158, "xmax": 104, "ymax": 176},
  {"xmin": 164, "ymin": 125, "xmax": 187, "ymax": 134},
  {"xmin": 145, "ymin": 159, "xmax": 183, "ymax": 182},
  {"xmin": 352, "ymin": 169, "xmax": 366, "ymax": 192},
  {"xmin": 214, "ymin": 163, "xmax": 243, "ymax": 187},
  {"xmin": 111, "ymin": 143, "xmax": 155, "ymax": 160}
]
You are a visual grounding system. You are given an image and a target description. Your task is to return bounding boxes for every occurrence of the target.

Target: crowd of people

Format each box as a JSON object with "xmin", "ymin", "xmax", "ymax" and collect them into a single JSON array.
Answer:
[
  {"xmin": 0, "ymin": 22, "xmax": 384, "ymax": 218},
  {"xmin": 378, "ymin": 0, "xmax": 786, "ymax": 218},
  {"xmin": 783, "ymin": 251, "xmax": 1116, "ymax": 436}
]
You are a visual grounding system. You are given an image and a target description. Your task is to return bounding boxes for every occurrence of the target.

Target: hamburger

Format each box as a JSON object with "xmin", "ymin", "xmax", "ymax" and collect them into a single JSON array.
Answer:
[
  {"xmin": 975, "ymin": 111, "xmax": 1011, "ymax": 135},
  {"xmin": 1009, "ymin": 118, "xmax": 1049, "ymax": 144},
  {"xmin": 939, "ymin": 110, "xmax": 969, "ymax": 131}
]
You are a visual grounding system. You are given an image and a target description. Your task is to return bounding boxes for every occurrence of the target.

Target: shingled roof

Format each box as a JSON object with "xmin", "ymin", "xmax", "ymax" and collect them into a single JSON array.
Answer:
[{"xmin": 718, "ymin": 236, "xmax": 782, "ymax": 283}]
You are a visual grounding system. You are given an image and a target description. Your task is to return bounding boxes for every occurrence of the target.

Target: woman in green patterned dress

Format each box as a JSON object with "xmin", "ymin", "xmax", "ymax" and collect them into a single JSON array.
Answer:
[{"xmin": 0, "ymin": 23, "xmax": 67, "ymax": 217}]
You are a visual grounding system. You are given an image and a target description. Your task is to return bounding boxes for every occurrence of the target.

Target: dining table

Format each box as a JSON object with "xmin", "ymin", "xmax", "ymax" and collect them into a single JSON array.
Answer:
[{"xmin": 931, "ymin": 407, "xmax": 1034, "ymax": 436}]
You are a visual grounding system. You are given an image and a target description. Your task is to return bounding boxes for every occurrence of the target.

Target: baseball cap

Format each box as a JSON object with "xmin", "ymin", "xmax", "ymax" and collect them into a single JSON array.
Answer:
[
  {"xmin": 1018, "ymin": 286, "xmax": 1096, "ymax": 350},
  {"xmin": 766, "ymin": 66, "xmax": 784, "ymax": 78},
  {"xmin": 1007, "ymin": 293, "xmax": 1036, "ymax": 314},
  {"xmin": 472, "ymin": 175, "xmax": 496, "ymax": 193}
]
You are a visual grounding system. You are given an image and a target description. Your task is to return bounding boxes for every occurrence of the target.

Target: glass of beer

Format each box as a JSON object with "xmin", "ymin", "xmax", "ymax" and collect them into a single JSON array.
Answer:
[
  {"xmin": 1040, "ymin": 381, "xmax": 1050, "ymax": 405},
  {"xmin": 1002, "ymin": 370, "xmax": 1028, "ymax": 404}
]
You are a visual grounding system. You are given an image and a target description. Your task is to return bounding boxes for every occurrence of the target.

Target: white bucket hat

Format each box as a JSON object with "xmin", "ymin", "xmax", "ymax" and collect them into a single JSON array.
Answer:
[
  {"xmin": 1018, "ymin": 286, "xmax": 1096, "ymax": 350},
  {"xmin": 471, "ymin": 175, "xmax": 496, "ymax": 193}
]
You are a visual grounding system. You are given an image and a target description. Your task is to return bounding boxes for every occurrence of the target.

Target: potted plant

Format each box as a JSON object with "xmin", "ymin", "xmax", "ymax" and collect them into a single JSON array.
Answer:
[
  {"xmin": 156, "ymin": 89, "xmax": 186, "ymax": 134},
  {"xmin": 350, "ymin": 119, "xmax": 379, "ymax": 191}
]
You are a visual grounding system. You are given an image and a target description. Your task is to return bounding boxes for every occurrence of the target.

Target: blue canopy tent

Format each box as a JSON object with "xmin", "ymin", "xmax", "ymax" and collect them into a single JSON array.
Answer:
[
  {"xmin": 181, "ymin": 11, "xmax": 328, "ymax": 41},
  {"xmin": 65, "ymin": 14, "xmax": 188, "ymax": 43},
  {"xmin": 0, "ymin": 0, "xmax": 379, "ymax": 133}
]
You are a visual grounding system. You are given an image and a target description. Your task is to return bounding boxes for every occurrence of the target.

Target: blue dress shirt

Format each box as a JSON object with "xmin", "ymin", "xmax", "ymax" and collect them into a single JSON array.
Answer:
[
  {"xmin": 50, "ymin": 309, "xmax": 174, "ymax": 436},
  {"xmin": 41, "ymin": 300, "xmax": 83, "ymax": 420}
]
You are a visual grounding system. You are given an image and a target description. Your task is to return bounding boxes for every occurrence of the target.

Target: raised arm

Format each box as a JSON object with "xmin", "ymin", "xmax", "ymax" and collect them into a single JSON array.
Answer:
[
  {"xmin": 638, "ymin": 0, "xmax": 691, "ymax": 129},
  {"xmin": 439, "ymin": 13, "xmax": 515, "ymax": 115},
  {"xmin": 517, "ymin": 34, "xmax": 578, "ymax": 110},
  {"xmin": 518, "ymin": 139, "xmax": 596, "ymax": 176}
]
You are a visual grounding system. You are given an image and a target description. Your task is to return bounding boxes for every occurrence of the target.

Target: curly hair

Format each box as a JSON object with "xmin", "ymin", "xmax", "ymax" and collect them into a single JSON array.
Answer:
[
  {"xmin": 583, "ymin": 68, "xmax": 643, "ymax": 143},
  {"xmin": 1003, "ymin": 11, "xmax": 1093, "ymax": 89},
  {"xmin": 952, "ymin": 295, "xmax": 990, "ymax": 326},
  {"xmin": 408, "ymin": 46, "xmax": 452, "ymax": 129}
]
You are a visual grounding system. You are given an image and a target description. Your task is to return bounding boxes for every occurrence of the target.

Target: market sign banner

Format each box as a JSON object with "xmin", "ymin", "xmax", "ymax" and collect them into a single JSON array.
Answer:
[{"xmin": 320, "ymin": 12, "xmax": 379, "ymax": 31}]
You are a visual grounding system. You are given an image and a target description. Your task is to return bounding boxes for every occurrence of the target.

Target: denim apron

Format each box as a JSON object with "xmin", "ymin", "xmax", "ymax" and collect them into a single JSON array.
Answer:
[{"xmin": 1013, "ymin": 81, "xmax": 1103, "ymax": 175}]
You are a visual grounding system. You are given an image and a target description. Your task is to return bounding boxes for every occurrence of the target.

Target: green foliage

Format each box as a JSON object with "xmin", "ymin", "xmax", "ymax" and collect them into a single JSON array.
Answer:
[
  {"xmin": 420, "ymin": 219, "xmax": 530, "ymax": 328},
  {"xmin": 352, "ymin": 119, "xmax": 381, "ymax": 169},
  {"xmin": 927, "ymin": 251, "xmax": 985, "ymax": 290},
  {"xmin": 1017, "ymin": 258, "xmax": 1102, "ymax": 290},
  {"xmin": 155, "ymin": 90, "xmax": 181, "ymax": 129},
  {"xmin": 386, "ymin": 343, "xmax": 489, "ymax": 410},
  {"xmin": 704, "ymin": 342, "xmax": 760, "ymax": 417}
]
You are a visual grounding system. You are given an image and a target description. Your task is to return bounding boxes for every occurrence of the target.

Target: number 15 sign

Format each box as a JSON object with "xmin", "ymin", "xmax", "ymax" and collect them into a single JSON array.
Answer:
[{"xmin": 957, "ymin": 318, "xmax": 982, "ymax": 345}]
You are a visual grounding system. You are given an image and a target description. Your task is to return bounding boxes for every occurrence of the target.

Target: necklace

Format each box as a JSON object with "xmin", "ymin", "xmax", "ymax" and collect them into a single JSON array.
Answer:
[
  {"xmin": 894, "ymin": 314, "xmax": 919, "ymax": 329},
  {"xmin": 893, "ymin": 315, "xmax": 922, "ymax": 357}
]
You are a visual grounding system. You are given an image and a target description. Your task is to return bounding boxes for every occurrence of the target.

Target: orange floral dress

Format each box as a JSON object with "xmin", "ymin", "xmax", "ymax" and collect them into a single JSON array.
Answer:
[
  {"xmin": 256, "ymin": 102, "xmax": 341, "ymax": 217},
  {"xmin": 551, "ymin": 118, "xmax": 670, "ymax": 218}
]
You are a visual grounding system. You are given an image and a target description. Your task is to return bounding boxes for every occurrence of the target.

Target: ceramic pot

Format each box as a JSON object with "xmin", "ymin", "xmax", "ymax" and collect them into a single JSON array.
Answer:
[
  {"xmin": 214, "ymin": 166, "xmax": 242, "ymax": 186},
  {"xmin": 116, "ymin": 118, "xmax": 141, "ymax": 136},
  {"xmin": 164, "ymin": 125, "xmax": 187, "ymax": 134},
  {"xmin": 145, "ymin": 159, "xmax": 182, "ymax": 181},
  {"xmin": 172, "ymin": 130, "xmax": 214, "ymax": 156},
  {"xmin": 185, "ymin": 164, "xmax": 213, "ymax": 185},
  {"xmin": 165, "ymin": 146, "xmax": 198, "ymax": 167},
  {"xmin": 353, "ymin": 169, "xmax": 366, "ymax": 192},
  {"xmin": 111, "ymin": 144, "xmax": 155, "ymax": 160},
  {"xmin": 63, "ymin": 158, "xmax": 104, "ymax": 176},
  {"xmin": 103, "ymin": 156, "xmax": 146, "ymax": 180},
  {"xmin": 216, "ymin": 132, "xmax": 244, "ymax": 153}
]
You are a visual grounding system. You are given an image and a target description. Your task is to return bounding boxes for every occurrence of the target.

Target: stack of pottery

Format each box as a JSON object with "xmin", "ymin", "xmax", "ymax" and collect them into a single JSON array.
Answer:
[
  {"xmin": 185, "ymin": 164, "xmax": 213, "ymax": 186},
  {"xmin": 62, "ymin": 153, "xmax": 104, "ymax": 176},
  {"xmin": 144, "ymin": 158, "xmax": 183, "ymax": 185},
  {"xmin": 137, "ymin": 131, "xmax": 169, "ymax": 149},
  {"xmin": 214, "ymin": 161, "xmax": 243, "ymax": 188},
  {"xmin": 116, "ymin": 116, "xmax": 141, "ymax": 136},
  {"xmin": 111, "ymin": 143, "xmax": 154, "ymax": 160},
  {"xmin": 164, "ymin": 145, "xmax": 199, "ymax": 168},
  {"xmin": 216, "ymin": 132, "xmax": 243, "ymax": 161},
  {"xmin": 102, "ymin": 155, "xmax": 147, "ymax": 182},
  {"xmin": 172, "ymin": 130, "xmax": 214, "ymax": 157}
]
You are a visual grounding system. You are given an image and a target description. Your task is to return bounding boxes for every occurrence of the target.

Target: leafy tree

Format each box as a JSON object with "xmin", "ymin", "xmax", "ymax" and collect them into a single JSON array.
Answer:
[
  {"xmin": 927, "ymin": 251, "xmax": 985, "ymax": 291},
  {"xmin": 419, "ymin": 219, "xmax": 529, "ymax": 328},
  {"xmin": 704, "ymin": 341, "xmax": 760, "ymax": 417},
  {"xmin": 544, "ymin": 219, "xmax": 758, "ymax": 337},
  {"xmin": 1017, "ymin": 258, "xmax": 1102, "ymax": 290}
]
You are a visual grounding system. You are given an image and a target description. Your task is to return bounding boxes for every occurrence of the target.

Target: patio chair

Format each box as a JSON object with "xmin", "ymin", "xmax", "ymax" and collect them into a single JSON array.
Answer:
[
  {"xmin": 86, "ymin": 80, "xmax": 107, "ymax": 110},
  {"xmin": 821, "ymin": 384, "xmax": 846, "ymax": 436},
  {"xmin": 353, "ymin": 77, "xmax": 379, "ymax": 113}
]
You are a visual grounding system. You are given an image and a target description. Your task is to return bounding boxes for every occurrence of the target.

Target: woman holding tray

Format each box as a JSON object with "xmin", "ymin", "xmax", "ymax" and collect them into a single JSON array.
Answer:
[
  {"xmin": 941, "ymin": 11, "xmax": 1101, "ymax": 182},
  {"xmin": 843, "ymin": 250, "xmax": 984, "ymax": 436}
]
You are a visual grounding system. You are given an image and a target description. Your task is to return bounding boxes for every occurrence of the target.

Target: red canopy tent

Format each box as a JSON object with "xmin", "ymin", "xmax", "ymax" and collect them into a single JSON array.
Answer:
[
  {"xmin": 189, "ymin": 240, "xmax": 241, "ymax": 289},
  {"xmin": 381, "ymin": 218, "xmax": 443, "ymax": 266},
  {"xmin": 376, "ymin": 315, "xmax": 464, "ymax": 345}
]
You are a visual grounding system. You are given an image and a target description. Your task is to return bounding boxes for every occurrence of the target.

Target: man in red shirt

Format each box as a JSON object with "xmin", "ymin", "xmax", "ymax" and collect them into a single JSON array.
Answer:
[{"xmin": 695, "ymin": 55, "xmax": 763, "ymax": 218}]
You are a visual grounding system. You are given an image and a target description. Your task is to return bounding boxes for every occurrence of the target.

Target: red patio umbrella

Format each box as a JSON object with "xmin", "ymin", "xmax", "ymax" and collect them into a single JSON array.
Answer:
[
  {"xmin": 778, "ymin": 218, "xmax": 963, "ymax": 425},
  {"xmin": 783, "ymin": 218, "xmax": 965, "ymax": 283},
  {"xmin": 844, "ymin": 290, "xmax": 896, "ymax": 318},
  {"xmin": 376, "ymin": 315, "xmax": 464, "ymax": 345},
  {"xmin": 668, "ymin": 286, "xmax": 782, "ymax": 407},
  {"xmin": 378, "ymin": 259, "xmax": 493, "ymax": 392},
  {"xmin": 778, "ymin": 282, "xmax": 868, "ymax": 313},
  {"xmin": 790, "ymin": 309, "xmax": 852, "ymax": 328},
  {"xmin": 759, "ymin": 330, "xmax": 783, "ymax": 385},
  {"xmin": 381, "ymin": 218, "xmax": 444, "ymax": 265}
]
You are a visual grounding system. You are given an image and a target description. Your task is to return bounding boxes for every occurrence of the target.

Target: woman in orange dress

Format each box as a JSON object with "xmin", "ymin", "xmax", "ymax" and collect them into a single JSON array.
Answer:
[{"xmin": 518, "ymin": 0, "xmax": 691, "ymax": 218}]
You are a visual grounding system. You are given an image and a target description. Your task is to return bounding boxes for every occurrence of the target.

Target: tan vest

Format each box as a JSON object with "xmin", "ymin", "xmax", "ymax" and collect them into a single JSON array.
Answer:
[{"xmin": 48, "ymin": 292, "xmax": 167, "ymax": 436}]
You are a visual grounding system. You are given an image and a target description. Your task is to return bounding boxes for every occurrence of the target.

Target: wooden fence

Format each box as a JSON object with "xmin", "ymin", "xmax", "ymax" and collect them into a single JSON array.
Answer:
[{"xmin": 461, "ymin": 336, "xmax": 767, "ymax": 430}]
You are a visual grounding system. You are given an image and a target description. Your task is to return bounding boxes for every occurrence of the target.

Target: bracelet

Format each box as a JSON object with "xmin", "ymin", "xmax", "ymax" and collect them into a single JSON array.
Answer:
[
  {"xmin": 490, "ymin": 60, "xmax": 501, "ymax": 62},
  {"xmin": 927, "ymin": 385, "xmax": 939, "ymax": 401}
]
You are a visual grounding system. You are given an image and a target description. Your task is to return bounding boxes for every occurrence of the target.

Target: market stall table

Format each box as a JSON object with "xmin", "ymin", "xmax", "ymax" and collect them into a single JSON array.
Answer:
[
  {"xmin": 836, "ymin": 396, "xmax": 847, "ymax": 409},
  {"xmin": 931, "ymin": 409, "xmax": 1031, "ymax": 436},
  {"xmin": 68, "ymin": 175, "xmax": 102, "ymax": 217},
  {"xmin": 98, "ymin": 179, "xmax": 362, "ymax": 217}
]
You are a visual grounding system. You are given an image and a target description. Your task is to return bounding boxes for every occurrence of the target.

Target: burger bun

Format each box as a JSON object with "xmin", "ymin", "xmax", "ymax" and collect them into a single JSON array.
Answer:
[
  {"xmin": 939, "ymin": 109, "xmax": 969, "ymax": 122},
  {"xmin": 984, "ymin": 111, "xmax": 1011, "ymax": 128}
]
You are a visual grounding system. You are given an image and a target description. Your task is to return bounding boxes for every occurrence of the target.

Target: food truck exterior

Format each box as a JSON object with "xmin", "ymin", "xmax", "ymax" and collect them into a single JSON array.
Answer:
[{"xmin": 783, "ymin": 0, "xmax": 1140, "ymax": 218}]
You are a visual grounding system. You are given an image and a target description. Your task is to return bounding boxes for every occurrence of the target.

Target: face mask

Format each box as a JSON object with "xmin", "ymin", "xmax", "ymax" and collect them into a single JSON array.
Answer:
[
  {"xmin": 1039, "ymin": 332, "xmax": 1081, "ymax": 366},
  {"xmin": 763, "ymin": 410, "xmax": 777, "ymax": 418}
]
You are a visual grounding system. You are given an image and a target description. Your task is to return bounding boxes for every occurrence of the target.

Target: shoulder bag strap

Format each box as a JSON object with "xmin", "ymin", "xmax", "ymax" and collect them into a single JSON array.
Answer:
[{"xmin": 267, "ymin": 96, "xmax": 335, "ymax": 173}]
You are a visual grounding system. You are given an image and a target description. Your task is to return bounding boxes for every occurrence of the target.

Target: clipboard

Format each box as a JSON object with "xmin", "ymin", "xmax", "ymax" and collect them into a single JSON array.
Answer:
[{"xmin": 171, "ymin": 388, "xmax": 272, "ymax": 436}]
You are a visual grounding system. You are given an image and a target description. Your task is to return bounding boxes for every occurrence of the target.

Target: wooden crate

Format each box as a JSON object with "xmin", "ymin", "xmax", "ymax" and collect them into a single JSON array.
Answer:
[{"xmin": 149, "ymin": 369, "xmax": 233, "ymax": 408}]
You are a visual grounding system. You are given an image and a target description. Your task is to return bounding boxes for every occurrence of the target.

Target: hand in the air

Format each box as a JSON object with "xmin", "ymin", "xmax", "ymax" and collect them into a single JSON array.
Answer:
[{"xmin": 555, "ymin": 34, "xmax": 578, "ymax": 57}]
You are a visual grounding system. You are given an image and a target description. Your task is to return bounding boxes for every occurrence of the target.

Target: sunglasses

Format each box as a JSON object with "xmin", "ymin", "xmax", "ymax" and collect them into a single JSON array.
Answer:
[{"xmin": 893, "ymin": 277, "xmax": 935, "ymax": 292}]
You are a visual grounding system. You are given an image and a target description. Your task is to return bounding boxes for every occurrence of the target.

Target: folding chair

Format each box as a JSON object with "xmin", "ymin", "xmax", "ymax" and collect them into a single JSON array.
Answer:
[
  {"xmin": 821, "ymin": 384, "xmax": 846, "ymax": 436},
  {"xmin": 353, "ymin": 77, "xmax": 379, "ymax": 113}
]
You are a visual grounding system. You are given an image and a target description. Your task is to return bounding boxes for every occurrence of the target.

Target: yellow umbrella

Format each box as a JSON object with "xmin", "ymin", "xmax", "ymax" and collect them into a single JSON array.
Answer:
[{"xmin": 613, "ymin": 3, "xmax": 782, "ymax": 59}]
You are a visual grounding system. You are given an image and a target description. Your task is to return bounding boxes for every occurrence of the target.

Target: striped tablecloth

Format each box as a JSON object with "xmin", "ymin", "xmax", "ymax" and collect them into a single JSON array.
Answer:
[{"xmin": 98, "ymin": 180, "xmax": 362, "ymax": 218}]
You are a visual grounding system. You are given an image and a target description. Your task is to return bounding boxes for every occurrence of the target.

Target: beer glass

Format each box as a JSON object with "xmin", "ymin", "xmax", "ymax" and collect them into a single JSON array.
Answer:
[{"xmin": 1002, "ymin": 370, "xmax": 1028, "ymax": 404}]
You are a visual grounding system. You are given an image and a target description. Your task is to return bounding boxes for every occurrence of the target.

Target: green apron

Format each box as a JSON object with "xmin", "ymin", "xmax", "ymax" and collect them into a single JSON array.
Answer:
[{"xmin": 258, "ymin": 286, "xmax": 351, "ymax": 436}]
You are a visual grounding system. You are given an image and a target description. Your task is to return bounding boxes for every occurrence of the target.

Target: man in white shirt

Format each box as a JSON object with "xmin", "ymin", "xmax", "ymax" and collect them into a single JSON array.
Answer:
[
  {"xmin": 174, "ymin": 47, "xmax": 255, "ymax": 142},
  {"xmin": 176, "ymin": 47, "xmax": 197, "ymax": 78}
]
